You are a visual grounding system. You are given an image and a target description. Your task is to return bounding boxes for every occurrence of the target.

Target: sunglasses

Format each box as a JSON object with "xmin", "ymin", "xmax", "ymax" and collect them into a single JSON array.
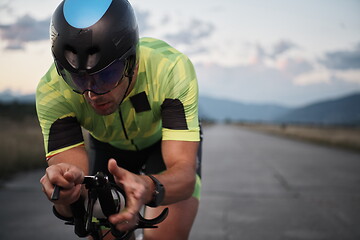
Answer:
[{"xmin": 55, "ymin": 58, "xmax": 127, "ymax": 95}]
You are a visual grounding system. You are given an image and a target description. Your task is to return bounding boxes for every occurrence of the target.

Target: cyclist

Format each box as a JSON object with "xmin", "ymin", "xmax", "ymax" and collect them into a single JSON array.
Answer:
[{"xmin": 37, "ymin": 0, "xmax": 202, "ymax": 239}]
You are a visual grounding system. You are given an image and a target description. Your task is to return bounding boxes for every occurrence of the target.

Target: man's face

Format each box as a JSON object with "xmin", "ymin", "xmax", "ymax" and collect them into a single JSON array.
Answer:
[{"xmin": 83, "ymin": 77, "xmax": 129, "ymax": 115}]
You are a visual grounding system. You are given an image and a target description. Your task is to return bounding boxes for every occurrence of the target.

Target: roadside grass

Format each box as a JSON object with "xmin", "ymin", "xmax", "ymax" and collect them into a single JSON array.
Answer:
[
  {"xmin": 0, "ymin": 117, "xmax": 46, "ymax": 180},
  {"xmin": 238, "ymin": 122, "xmax": 360, "ymax": 152}
]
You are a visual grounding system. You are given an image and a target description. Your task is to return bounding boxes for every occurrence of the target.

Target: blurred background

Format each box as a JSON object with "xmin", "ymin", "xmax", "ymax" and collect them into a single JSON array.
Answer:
[
  {"xmin": 0, "ymin": 0, "xmax": 359, "ymax": 177},
  {"xmin": 0, "ymin": 0, "xmax": 359, "ymax": 239}
]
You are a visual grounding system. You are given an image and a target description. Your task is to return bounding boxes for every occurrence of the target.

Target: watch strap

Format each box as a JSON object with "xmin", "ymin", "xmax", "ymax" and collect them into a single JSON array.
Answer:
[{"xmin": 146, "ymin": 175, "xmax": 165, "ymax": 207}]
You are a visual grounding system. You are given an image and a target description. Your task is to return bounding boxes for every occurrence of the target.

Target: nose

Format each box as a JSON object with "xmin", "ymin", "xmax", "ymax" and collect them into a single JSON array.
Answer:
[{"xmin": 86, "ymin": 91, "xmax": 99, "ymax": 100}]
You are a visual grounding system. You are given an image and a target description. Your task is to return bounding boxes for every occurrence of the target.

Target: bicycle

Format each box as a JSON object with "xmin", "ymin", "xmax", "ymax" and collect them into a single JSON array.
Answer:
[{"xmin": 51, "ymin": 172, "xmax": 169, "ymax": 240}]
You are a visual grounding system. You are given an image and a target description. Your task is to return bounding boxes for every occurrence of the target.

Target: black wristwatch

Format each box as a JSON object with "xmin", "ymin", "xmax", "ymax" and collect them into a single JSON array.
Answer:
[{"xmin": 146, "ymin": 175, "xmax": 165, "ymax": 207}]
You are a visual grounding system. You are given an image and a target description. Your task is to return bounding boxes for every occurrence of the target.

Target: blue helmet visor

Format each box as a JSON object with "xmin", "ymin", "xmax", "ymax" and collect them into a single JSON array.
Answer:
[{"xmin": 56, "ymin": 58, "xmax": 126, "ymax": 95}]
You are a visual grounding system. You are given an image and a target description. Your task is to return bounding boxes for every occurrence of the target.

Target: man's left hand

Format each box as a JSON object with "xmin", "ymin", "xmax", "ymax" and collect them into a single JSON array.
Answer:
[{"xmin": 107, "ymin": 158, "xmax": 153, "ymax": 231}]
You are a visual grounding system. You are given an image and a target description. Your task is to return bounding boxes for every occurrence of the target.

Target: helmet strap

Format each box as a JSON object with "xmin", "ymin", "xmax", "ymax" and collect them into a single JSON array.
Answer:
[{"xmin": 119, "ymin": 75, "xmax": 133, "ymax": 106}]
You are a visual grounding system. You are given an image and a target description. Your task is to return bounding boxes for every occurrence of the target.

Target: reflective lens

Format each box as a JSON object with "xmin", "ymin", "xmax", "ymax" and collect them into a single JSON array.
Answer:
[{"xmin": 56, "ymin": 58, "xmax": 126, "ymax": 95}]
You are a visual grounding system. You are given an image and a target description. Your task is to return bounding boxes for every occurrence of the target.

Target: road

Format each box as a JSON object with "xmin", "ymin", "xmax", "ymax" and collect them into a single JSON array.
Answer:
[{"xmin": 1, "ymin": 124, "xmax": 360, "ymax": 240}]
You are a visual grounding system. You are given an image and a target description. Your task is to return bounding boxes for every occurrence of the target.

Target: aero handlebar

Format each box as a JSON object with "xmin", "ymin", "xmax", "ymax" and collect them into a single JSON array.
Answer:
[{"xmin": 52, "ymin": 172, "xmax": 169, "ymax": 240}]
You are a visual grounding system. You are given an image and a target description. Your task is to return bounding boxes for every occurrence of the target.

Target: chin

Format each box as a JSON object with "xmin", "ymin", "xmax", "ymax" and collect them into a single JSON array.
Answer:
[
  {"xmin": 92, "ymin": 105, "xmax": 117, "ymax": 116},
  {"xmin": 96, "ymin": 111, "xmax": 112, "ymax": 116},
  {"xmin": 96, "ymin": 109, "xmax": 117, "ymax": 116}
]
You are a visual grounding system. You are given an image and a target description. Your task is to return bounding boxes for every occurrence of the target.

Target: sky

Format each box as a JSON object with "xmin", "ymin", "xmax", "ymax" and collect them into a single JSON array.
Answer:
[{"xmin": 0, "ymin": 0, "xmax": 359, "ymax": 107}]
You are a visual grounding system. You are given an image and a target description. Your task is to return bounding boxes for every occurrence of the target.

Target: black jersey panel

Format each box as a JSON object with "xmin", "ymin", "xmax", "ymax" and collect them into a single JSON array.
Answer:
[
  {"xmin": 48, "ymin": 116, "xmax": 84, "ymax": 153},
  {"xmin": 130, "ymin": 91, "xmax": 151, "ymax": 113},
  {"xmin": 161, "ymin": 98, "xmax": 188, "ymax": 130}
]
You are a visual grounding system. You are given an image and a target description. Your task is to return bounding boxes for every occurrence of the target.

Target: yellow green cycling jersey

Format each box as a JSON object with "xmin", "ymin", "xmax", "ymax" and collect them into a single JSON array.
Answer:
[{"xmin": 36, "ymin": 37, "xmax": 200, "ymax": 158}]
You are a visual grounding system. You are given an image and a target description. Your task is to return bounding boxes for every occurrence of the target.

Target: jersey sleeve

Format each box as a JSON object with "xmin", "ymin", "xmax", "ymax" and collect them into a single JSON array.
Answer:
[
  {"xmin": 161, "ymin": 54, "xmax": 200, "ymax": 141},
  {"xmin": 36, "ymin": 64, "xmax": 84, "ymax": 158}
]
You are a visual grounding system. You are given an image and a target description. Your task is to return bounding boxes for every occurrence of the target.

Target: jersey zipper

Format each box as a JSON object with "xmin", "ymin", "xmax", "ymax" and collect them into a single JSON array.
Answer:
[
  {"xmin": 118, "ymin": 109, "xmax": 128, "ymax": 139},
  {"xmin": 118, "ymin": 108, "xmax": 139, "ymax": 150}
]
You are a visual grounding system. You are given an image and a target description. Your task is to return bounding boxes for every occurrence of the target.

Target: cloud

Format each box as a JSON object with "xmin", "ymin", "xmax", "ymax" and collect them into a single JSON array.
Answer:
[
  {"xmin": 247, "ymin": 40, "xmax": 299, "ymax": 66},
  {"xmin": 0, "ymin": 2, "xmax": 12, "ymax": 14},
  {"xmin": 195, "ymin": 62, "xmax": 300, "ymax": 105},
  {"xmin": 320, "ymin": 43, "xmax": 360, "ymax": 70},
  {"xmin": 253, "ymin": 43, "xmax": 267, "ymax": 63},
  {"xmin": 164, "ymin": 19, "xmax": 215, "ymax": 45},
  {"xmin": 276, "ymin": 58, "xmax": 314, "ymax": 77},
  {"xmin": 333, "ymin": 70, "xmax": 360, "ymax": 84},
  {"xmin": 160, "ymin": 15, "xmax": 171, "ymax": 25},
  {"xmin": 270, "ymin": 40, "xmax": 297, "ymax": 59},
  {"xmin": 185, "ymin": 46, "xmax": 209, "ymax": 56},
  {"xmin": 134, "ymin": 8, "xmax": 152, "ymax": 33},
  {"xmin": 0, "ymin": 14, "xmax": 50, "ymax": 50},
  {"xmin": 0, "ymin": 7, "xmax": 152, "ymax": 51},
  {"xmin": 195, "ymin": 62, "xmax": 360, "ymax": 106},
  {"xmin": 293, "ymin": 68, "xmax": 331, "ymax": 86}
]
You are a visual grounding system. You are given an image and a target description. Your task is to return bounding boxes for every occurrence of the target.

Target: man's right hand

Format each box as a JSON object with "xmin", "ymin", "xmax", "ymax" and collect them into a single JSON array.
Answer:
[{"xmin": 40, "ymin": 163, "xmax": 85, "ymax": 206}]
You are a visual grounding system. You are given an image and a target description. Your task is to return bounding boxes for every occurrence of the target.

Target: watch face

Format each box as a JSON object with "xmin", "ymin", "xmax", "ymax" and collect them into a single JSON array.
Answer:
[
  {"xmin": 155, "ymin": 184, "xmax": 165, "ymax": 205},
  {"xmin": 148, "ymin": 175, "xmax": 165, "ymax": 207}
]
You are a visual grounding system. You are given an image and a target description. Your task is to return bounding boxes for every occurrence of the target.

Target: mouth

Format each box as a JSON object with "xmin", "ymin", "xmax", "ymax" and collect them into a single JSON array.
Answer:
[{"xmin": 92, "ymin": 101, "xmax": 112, "ymax": 111}]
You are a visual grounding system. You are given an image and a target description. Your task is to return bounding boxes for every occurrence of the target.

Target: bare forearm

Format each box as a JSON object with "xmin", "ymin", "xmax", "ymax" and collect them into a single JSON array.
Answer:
[
  {"xmin": 154, "ymin": 140, "xmax": 198, "ymax": 205},
  {"xmin": 154, "ymin": 166, "xmax": 196, "ymax": 205},
  {"xmin": 47, "ymin": 146, "xmax": 89, "ymax": 175}
]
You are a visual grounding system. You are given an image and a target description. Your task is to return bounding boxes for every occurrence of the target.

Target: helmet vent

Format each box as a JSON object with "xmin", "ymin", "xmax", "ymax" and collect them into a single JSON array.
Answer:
[
  {"xmin": 87, "ymin": 47, "xmax": 100, "ymax": 70},
  {"xmin": 64, "ymin": 46, "xmax": 79, "ymax": 69}
]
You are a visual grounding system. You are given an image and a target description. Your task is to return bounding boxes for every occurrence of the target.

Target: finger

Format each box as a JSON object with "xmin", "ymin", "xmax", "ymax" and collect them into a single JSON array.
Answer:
[
  {"xmin": 63, "ymin": 168, "xmax": 84, "ymax": 185},
  {"xmin": 108, "ymin": 159, "xmax": 127, "ymax": 182},
  {"xmin": 109, "ymin": 211, "xmax": 139, "ymax": 231},
  {"xmin": 40, "ymin": 172, "xmax": 82, "ymax": 204},
  {"xmin": 45, "ymin": 166, "xmax": 74, "ymax": 189},
  {"xmin": 40, "ymin": 175, "xmax": 56, "ymax": 200},
  {"xmin": 115, "ymin": 219, "xmax": 139, "ymax": 232},
  {"xmin": 67, "ymin": 183, "xmax": 82, "ymax": 203},
  {"xmin": 124, "ymin": 191, "xmax": 143, "ymax": 216}
]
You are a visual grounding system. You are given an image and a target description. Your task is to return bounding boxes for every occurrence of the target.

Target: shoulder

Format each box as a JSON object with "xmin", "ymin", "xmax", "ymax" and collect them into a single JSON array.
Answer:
[
  {"xmin": 37, "ymin": 63, "xmax": 61, "ymax": 93},
  {"xmin": 37, "ymin": 63, "xmax": 66, "ymax": 99},
  {"xmin": 36, "ymin": 63, "xmax": 82, "ymax": 104},
  {"xmin": 139, "ymin": 37, "xmax": 174, "ymax": 51},
  {"xmin": 139, "ymin": 37, "xmax": 186, "ymax": 63},
  {"xmin": 36, "ymin": 63, "xmax": 85, "ymax": 120},
  {"xmin": 138, "ymin": 37, "xmax": 194, "ymax": 78}
]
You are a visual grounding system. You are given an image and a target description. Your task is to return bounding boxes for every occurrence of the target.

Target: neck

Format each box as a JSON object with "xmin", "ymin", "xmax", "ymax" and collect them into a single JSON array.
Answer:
[{"xmin": 124, "ymin": 64, "xmax": 138, "ymax": 97}]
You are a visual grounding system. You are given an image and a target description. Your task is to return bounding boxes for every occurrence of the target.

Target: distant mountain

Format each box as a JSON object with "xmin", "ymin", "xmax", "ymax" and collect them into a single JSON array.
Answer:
[
  {"xmin": 199, "ymin": 93, "xmax": 360, "ymax": 125},
  {"xmin": 0, "ymin": 89, "xmax": 35, "ymax": 103},
  {"xmin": 199, "ymin": 96, "xmax": 290, "ymax": 122},
  {"xmin": 1, "ymin": 89, "xmax": 359, "ymax": 125},
  {"xmin": 276, "ymin": 93, "xmax": 360, "ymax": 125}
]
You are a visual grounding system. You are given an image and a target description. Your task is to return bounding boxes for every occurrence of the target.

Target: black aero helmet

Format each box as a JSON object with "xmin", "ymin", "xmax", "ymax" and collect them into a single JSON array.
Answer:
[{"xmin": 51, "ymin": 0, "xmax": 139, "ymax": 94}]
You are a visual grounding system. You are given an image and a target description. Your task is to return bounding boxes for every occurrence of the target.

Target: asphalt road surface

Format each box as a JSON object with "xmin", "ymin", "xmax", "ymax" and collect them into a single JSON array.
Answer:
[{"xmin": 1, "ymin": 124, "xmax": 359, "ymax": 240}]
